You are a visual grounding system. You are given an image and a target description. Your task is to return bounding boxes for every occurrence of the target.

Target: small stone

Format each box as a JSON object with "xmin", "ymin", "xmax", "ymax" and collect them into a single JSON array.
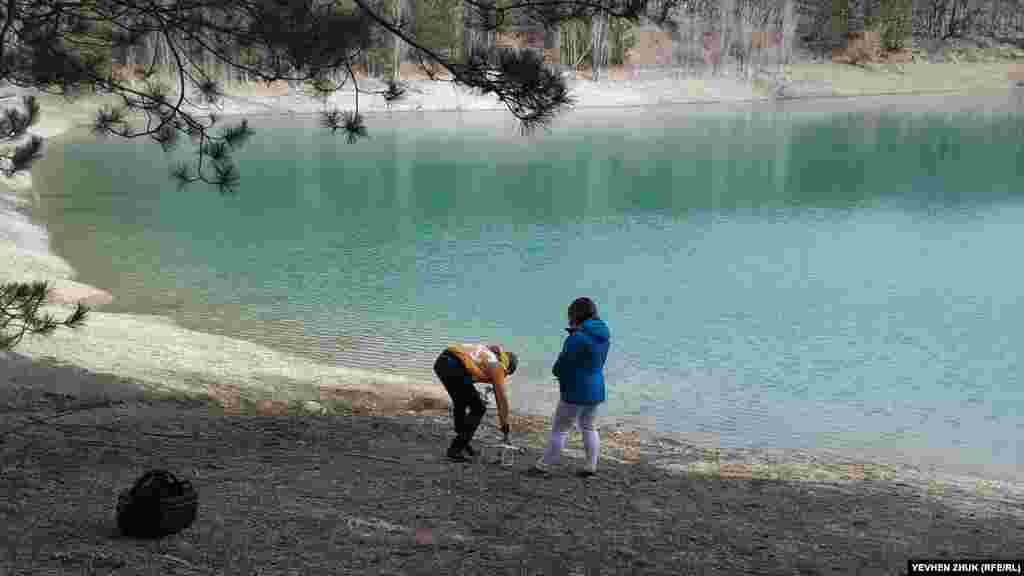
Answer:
[
  {"xmin": 414, "ymin": 528, "xmax": 435, "ymax": 546},
  {"xmin": 302, "ymin": 400, "xmax": 325, "ymax": 415}
]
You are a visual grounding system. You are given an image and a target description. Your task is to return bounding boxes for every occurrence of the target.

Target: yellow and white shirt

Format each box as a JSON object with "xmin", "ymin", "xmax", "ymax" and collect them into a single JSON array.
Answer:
[
  {"xmin": 443, "ymin": 343, "xmax": 512, "ymax": 430},
  {"xmin": 446, "ymin": 343, "xmax": 501, "ymax": 376}
]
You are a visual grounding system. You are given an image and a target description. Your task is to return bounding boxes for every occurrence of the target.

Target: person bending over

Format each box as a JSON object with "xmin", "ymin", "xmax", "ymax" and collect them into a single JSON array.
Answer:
[{"xmin": 433, "ymin": 343, "xmax": 518, "ymax": 462}]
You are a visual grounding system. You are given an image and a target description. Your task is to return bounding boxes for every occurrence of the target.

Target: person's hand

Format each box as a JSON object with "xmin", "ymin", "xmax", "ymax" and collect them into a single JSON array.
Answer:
[{"xmin": 501, "ymin": 424, "xmax": 510, "ymax": 444}]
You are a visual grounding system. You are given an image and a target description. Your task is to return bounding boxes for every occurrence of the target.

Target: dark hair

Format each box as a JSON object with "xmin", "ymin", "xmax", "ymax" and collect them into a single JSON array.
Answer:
[
  {"xmin": 568, "ymin": 297, "xmax": 598, "ymax": 326},
  {"xmin": 505, "ymin": 352, "xmax": 518, "ymax": 375}
]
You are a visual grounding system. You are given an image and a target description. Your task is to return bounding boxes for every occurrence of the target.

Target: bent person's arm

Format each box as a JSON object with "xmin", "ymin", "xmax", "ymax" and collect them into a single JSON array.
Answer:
[{"xmin": 491, "ymin": 368, "xmax": 511, "ymax": 434}]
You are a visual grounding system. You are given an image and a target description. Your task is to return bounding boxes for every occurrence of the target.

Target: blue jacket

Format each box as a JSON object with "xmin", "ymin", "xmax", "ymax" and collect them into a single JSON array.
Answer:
[{"xmin": 552, "ymin": 318, "xmax": 610, "ymax": 405}]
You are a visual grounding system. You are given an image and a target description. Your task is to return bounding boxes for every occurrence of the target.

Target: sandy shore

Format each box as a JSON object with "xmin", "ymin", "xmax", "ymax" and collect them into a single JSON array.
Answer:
[{"xmin": 177, "ymin": 61, "xmax": 1023, "ymax": 118}]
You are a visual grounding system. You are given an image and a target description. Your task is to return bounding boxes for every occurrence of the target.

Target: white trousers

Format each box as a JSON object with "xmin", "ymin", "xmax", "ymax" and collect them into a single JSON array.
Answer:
[{"xmin": 537, "ymin": 400, "xmax": 601, "ymax": 473}]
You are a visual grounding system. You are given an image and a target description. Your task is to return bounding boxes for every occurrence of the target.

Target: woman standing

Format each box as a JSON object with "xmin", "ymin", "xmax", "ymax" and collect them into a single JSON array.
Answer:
[{"xmin": 530, "ymin": 297, "xmax": 611, "ymax": 477}]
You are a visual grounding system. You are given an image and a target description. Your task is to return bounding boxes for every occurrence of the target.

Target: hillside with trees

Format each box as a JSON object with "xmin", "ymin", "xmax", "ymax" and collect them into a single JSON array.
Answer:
[{"xmin": 87, "ymin": 0, "xmax": 1024, "ymax": 88}]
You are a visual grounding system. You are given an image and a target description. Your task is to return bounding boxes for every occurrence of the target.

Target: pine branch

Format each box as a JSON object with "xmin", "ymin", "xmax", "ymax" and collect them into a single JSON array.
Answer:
[
  {"xmin": 0, "ymin": 0, "xmax": 680, "ymax": 197},
  {"xmin": 220, "ymin": 120, "xmax": 254, "ymax": 150},
  {"xmin": 0, "ymin": 95, "xmax": 43, "ymax": 177},
  {"xmin": 0, "ymin": 282, "xmax": 89, "ymax": 350},
  {"xmin": 0, "ymin": 135, "xmax": 44, "ymax": 178},
  {"xmin": 382, "ymin": 79, "xmax": 408, "ymax": 105}
]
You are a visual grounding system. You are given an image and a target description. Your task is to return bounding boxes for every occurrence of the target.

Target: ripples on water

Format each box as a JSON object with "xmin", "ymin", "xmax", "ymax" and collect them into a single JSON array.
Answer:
[{"xmin": 33, "ymin": 95, "xmax": 1024, "ymax": 477}]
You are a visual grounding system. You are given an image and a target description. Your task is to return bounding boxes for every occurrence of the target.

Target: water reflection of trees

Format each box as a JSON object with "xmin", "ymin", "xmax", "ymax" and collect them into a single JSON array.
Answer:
[{"xmin": 396, "ymin": 107, "xmax": 1024, "ymax": 223}]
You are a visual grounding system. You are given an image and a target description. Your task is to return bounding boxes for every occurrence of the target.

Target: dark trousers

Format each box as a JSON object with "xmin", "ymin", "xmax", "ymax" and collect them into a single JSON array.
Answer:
[{"xmin": 434, "ymin": 352, "xmax": 487, "ymax": 454}]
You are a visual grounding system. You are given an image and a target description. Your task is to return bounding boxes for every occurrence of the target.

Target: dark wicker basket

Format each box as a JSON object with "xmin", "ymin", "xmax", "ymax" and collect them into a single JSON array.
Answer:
[{"xmin": 116, "ymin": 470, "xmax": 198, "ymax": 538}]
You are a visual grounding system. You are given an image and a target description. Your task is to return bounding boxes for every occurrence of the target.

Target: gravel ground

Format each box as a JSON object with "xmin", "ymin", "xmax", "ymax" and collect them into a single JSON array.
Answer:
[{"xmin": 1, "ymin": 360, "xmax": 1022, "ymax": 576}]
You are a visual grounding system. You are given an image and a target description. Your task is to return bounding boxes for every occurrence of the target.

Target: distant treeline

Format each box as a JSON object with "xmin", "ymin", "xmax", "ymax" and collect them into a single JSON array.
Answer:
[{"xmin": 102, "ymin": 0, "xmax": 1024, "ymax": 86}]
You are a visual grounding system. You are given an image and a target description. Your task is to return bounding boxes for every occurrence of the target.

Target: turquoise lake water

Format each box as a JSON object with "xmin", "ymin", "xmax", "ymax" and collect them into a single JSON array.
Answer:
[{"xmin": 33, "ymin": 94, "xmax": 1024, "ymax": 478}]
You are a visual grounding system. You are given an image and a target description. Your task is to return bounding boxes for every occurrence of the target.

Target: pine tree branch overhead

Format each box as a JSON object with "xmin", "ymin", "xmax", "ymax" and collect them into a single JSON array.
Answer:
[{"xmin": 0, "ymin": 0, "xmax": 685, "ymax": 196}]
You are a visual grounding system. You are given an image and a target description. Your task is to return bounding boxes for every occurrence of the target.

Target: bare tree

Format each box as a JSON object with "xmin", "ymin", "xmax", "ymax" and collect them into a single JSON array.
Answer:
[
  {"xmin": 721, "ymin": 0, "xmax": 737, "ymax": 73},
  {"xmin": 393, "ymin": 0, "xmax": 404, "ymax": 80},
  {"xmin": 544, "ymin": 22, "xmax": 563, "ymax": 70},
  {"xmin": 781, "ymin": 0, "xmax": 797, "ymax": 67},
  {"xmin": 591, "ymin": 12, "xmax": 610, "ymax": 79},
  {"xmin": 464, "ymin": 0, "xmax": 497, "ymax": 63},
  {"xmin": 941, "ymin": 0, "xmax": 984, "ymax": 38}
]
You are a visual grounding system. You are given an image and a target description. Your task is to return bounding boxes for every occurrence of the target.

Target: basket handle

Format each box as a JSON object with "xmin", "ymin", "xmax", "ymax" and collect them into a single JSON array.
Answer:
[{"xmin": 132, "ymin": 469, "xmax": 181, "ymax": 495}]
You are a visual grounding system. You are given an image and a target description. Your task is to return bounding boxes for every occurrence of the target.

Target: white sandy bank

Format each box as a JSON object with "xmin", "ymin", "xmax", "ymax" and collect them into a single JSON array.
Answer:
[
  {"xmin": 0, "ymin": 92, "xmax": 118, "ymax": 308},
  {"xmin": 197, "ymin": 72, "xmax": 767, "ymax": 118}
]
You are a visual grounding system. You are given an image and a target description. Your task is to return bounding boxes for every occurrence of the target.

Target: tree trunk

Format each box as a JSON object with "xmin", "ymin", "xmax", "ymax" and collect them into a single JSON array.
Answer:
[
  {"xmin": 831, "ymin": 0, "xmax": 849, "ymax": 46},
  {"xmin": 463, "ymin": 2, "xmax": 496, "ymax": 64},
  {"xmin": 591, "ymin": 13, "xmax": 609, "ymax": 81},
  {"xmin": 735, "ymin": 0, "xmax": 746, "ymax": 76},
  {"xmin": 782, "ymin": 0, "xmax": 798, "ymax": 68},
  {"xmin": 848, "ymin": 0, "xmax": 865, "ymax": 32},
  {"xmin": 687, "ymin": 14, "xmax": 697, "ymax": 75},
  {"xmin": 545, "ymin": 24, "xmax": 562, "ymax": 70},
  {"xmin": 757, "ymin": 19, "xmax": 768, "ymax": 79},
  {"xmin": 562, "ymin": 23, "xmax": 574, "ymax": 69},
  {"xmin": 393, "ymin": 0, "xmax": 402, "ymax": 80},
  {"xmin": 750, "ymin": 16, "xmax": 761, "ymax": 80},
  {"xmin": 700, "ymin": 14, "xmax": 708, "ymax": 75},
  {"xmin": 721, "ymin": 0, "xmax": 735, "ymax": 75},
  {"xmin": 390, "ymin": 0, "xmax": 417, "ymax": 80},
  {"xmin": 945, "ymin": 0, "xmax": 957, "ymax": 38}
]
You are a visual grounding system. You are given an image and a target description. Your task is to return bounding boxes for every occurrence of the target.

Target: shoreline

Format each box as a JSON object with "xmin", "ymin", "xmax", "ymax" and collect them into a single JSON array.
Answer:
[
  {"xmin": 172, "ymin": 62, "xmax": 1023, "ymax": 123},
  {"xmin": 2, "ymin": 64, "xmax": 1024, "ymax": 489}
]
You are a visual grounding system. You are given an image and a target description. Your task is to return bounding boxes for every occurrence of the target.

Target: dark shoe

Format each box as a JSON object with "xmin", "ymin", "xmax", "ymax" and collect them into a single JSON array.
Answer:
[
  {"xmin": 525, "ymin": 466, "xmax": 550, "ymax": 477},
  {"xmin": 576, "ymin": 469, "xmax": 596, "ymax": 479},
  {"xmin": 447, "ymin": 437, "xmax": 472, "ymax": 462},
  {"xmin": 463, "ymin": 444, "xmax": 476, "ymax": 458},
  {"xmin": 447, "ymin": 450, "xmax": 470, "ymax": 463}
]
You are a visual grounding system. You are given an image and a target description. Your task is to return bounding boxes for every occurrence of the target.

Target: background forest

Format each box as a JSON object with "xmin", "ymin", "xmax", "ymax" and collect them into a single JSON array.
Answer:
[{"xmin": 98, "ymin": 0, "xmax": 1024, "ymax": 87}]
